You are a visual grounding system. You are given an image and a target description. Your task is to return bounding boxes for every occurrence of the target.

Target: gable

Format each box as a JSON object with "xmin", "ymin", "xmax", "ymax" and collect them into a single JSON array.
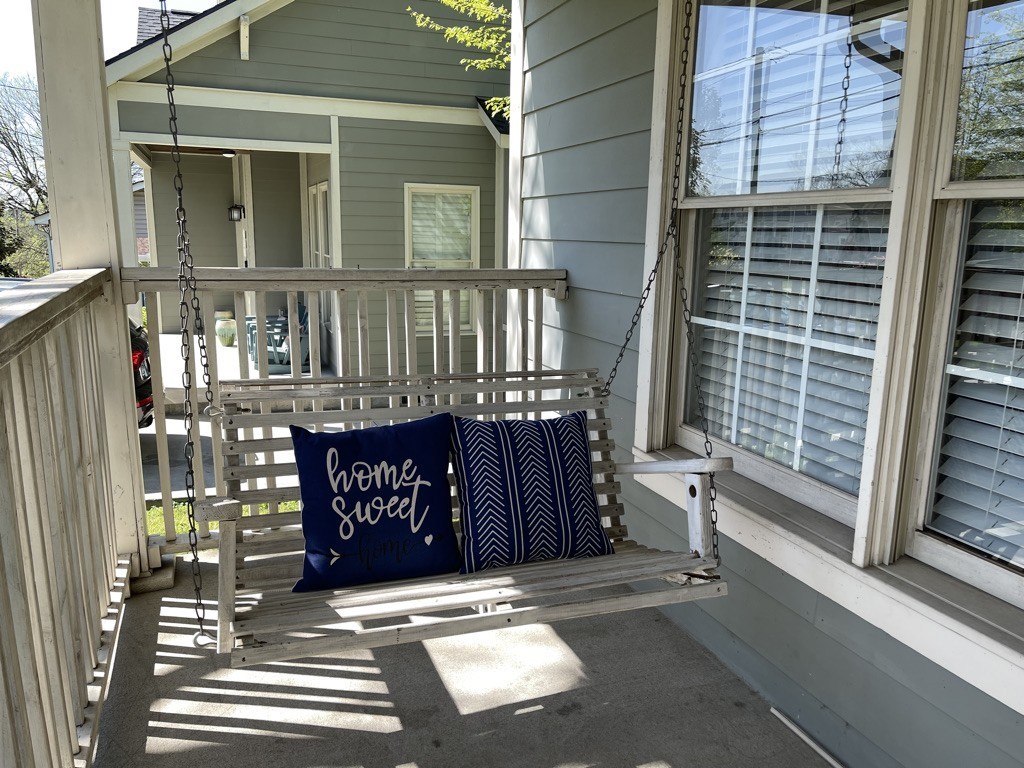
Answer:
[{"xmin": 134, "ymin": 0, "xmax": 508, "ymax": 109}]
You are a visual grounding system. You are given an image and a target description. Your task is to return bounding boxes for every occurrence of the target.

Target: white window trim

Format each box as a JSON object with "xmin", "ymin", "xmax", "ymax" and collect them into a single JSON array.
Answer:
[
  {"xmin": 635, "ymin": 0, "xmax": 1024, "ymax": 714},
  {"xmin": 403, "ymin": 182, "xmax": 481, "ymax": 335}
]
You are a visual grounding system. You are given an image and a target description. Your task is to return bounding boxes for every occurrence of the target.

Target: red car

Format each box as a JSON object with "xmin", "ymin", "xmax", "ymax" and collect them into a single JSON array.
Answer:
[{"xmin": 130, "ymin": 317, "xmax": 154, "ymax": 428}]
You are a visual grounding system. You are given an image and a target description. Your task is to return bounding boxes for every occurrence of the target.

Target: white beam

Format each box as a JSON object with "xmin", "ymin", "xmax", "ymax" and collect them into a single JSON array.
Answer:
[
  {"xmin": 31, "ymin": 0, "xmax": 147, "ymax": 573},
  {"xmin": 240, "ymin": 15, "xmax": 251, "ymax": 61}
]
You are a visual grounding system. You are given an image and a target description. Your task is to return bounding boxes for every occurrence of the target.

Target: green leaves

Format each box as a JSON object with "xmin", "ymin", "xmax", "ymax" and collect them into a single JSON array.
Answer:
[{"xmin": 407, "ymin": 1, "xmax": 510, "ymax": 117}]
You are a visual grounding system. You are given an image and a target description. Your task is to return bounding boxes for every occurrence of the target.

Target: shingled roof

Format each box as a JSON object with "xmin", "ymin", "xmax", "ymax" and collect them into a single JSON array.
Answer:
[{"xmin": 136, "ymin": 7, "xmax": 198, "ymax": 45}]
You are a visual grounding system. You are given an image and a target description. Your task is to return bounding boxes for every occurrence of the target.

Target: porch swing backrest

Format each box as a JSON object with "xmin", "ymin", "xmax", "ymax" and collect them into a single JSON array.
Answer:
[{"xmin": 196, "ymin": 368, "xmax": 729, "ymax": 668}]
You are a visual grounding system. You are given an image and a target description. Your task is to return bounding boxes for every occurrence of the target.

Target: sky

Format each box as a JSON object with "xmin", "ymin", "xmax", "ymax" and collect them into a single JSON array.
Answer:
[{"xmin": 0, "ymin": 0, "xmax": 218, "ymax": 78}]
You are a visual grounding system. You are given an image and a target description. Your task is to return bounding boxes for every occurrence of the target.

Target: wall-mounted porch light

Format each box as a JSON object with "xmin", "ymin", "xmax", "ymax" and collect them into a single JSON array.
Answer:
[{"xmin": 228, "ymin": 204, "xmax": 246, "ymax": 222}]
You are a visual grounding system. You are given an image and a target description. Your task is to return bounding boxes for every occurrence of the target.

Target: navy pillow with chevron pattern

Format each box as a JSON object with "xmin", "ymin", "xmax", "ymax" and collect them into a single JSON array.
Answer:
[
  {"xmin": 290, "ymin": 414, "xmax": 461, "ymax": 592},
  {"xmin": 450, "ymin": 411, "xmax": 614, "ymax": 573}
]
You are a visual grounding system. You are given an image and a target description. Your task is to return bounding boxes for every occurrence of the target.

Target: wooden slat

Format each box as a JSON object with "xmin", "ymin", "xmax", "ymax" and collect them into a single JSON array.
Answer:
[
  {"xmin": 239, "ymin": 545, "xmax": 713, "ymax": 629},
  {"xmin": 121, "ymin": 267, "xmax": 568, "ymax": 293},
  {"xmin": 337, "ymin": 290, "xmax": 351, "ymax": 377},
  {"xmin": 432, "ymin": 289, "xmax": 444, "ymax": 376},
  {"xmin": 403, "ymin": 289, "xmax": 418, "ymax": 376},
  {"xmin": 144, "ymin": 297, "xmax": 176, "ymax": 542},
  {"xmin": 356, "ymin": 290, "xmax": 370, "ymax": 377},
  {"xmin": 233, "ymin": 582, "xmax": 726, "ymax": 668},
  {"xmin": 224, "ymin": 395, "xmax": 610, "ymax": 430}
]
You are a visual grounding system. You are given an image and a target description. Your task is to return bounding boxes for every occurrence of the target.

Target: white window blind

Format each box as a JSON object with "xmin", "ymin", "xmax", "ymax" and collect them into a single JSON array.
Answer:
[
  {"xmin": 406, "ymin": 187, "xmax": 477, "ymax": 330},
  {"xmin": 690, "ymin": 203, "xmax": 888, "ymax": 494},
  {"xmin": 927, "ymin": 200, "xmax": 1024, "ymax": 568}
]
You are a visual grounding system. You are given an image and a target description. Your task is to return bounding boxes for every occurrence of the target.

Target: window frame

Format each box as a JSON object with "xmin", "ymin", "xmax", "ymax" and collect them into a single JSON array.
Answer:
[
  {"xmin": 637, "ymin": 0, "xmax": 1024, "ymax": 606},
  {"xmin": 403, "ymin": 182, "xmax": 481, "ymax": 334}
]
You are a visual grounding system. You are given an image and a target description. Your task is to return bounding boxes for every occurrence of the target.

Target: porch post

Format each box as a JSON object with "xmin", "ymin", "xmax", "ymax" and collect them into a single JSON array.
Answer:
[{"xmin": 30, "ymin": 0, "xmax": 149, "ymax": 574}]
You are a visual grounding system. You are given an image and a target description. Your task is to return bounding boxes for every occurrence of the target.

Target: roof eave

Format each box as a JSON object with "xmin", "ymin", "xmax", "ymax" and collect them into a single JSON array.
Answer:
[{"xmin": 105, "ymin": 0, "xmax": 294, "ymax": 84}]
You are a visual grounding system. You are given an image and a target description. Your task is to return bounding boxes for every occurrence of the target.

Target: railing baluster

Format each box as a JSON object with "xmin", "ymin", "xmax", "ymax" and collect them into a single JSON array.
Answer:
[
  {"xmin": 338, "ymin": 290, "xmax": 351, "ymax": 378},
  {"xmin": 357, "ymin": 289, "xmax": 370, "ymax": 377},
  {"xmin": 145, "ymin": 294, "xmax": 176, "ymax": 543},
  {"xmin": 449, "ymin": 288, "xmax": 462, "ymax": 388},
  {"xmin": 386, "ymin": 290, "xmax": 400, "ymax": 413},
  {"xmin": 404, "ymin": 289, "xmax": 418, "ymax": 376},
  {"xmin": 432, "ymin": 289, "xmax": 444, "ymax": 378},
  {"xmin": 476, "ymin": 288, "xmax": 488, "ymax": 406},
  {"xmin": 252, "ymin": 291, "xmax": 276, "ymax": 515},
  {"xmin": 0, "ymin": 367, "xmax": 61, "ymax": 768}
]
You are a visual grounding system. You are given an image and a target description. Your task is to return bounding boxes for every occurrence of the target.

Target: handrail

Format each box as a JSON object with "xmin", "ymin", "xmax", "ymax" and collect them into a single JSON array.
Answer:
[
  {"xmin": 0, "ymin": 268, "xmax": 111, "ymax": 370},
  {"xmin": 120, "ymin": 267, "xmax": 569, "ymax": 297}
]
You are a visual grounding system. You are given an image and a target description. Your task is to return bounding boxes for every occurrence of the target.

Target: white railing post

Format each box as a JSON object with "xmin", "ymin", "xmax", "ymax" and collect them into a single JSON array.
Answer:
[{"xmin": 31, "ymin": 0, "xmax": 149, "ymax": 574}]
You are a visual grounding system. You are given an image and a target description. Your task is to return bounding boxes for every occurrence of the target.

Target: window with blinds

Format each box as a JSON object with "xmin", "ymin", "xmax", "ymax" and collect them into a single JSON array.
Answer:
[
  {"xmin": 405, "ymin": 185, "xmax": 479, "ymax": 331},
  {"xmin": 690, "ymin": 0, "xmax": 907, "ymax": 197},
  {"xmin": 927, "ymin": 200, "xmax": 1024, "ymax": 569},
  {"xmin": 689, "ymin": 203, "xmax": 889, "ymax": 495}
]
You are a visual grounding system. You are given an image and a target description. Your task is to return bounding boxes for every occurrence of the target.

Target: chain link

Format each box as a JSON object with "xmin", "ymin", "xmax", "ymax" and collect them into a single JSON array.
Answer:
[
  {"xmin": 831, "ymin": 13, "xmax": 854, "ymax": 186},
  {"xmin": 599, "ymin": 1, "xmax": 720, "ymax": 562},
  {"xmin": 160, "ymin": 1, "xmax": 215, "ymax": 646}
]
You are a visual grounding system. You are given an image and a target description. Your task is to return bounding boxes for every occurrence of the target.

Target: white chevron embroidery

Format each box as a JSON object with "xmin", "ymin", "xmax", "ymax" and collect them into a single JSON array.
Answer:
[
  {"xmin": 458, "ymin": 418, "xmax": 514, "ymax": 570},
  {"xmin": 507, "ymin": 420, "xmax": 559, "ymax": 561},
  {"xmin": 557, "ymin": 414, "xmax": 609, "ymax": 556}
]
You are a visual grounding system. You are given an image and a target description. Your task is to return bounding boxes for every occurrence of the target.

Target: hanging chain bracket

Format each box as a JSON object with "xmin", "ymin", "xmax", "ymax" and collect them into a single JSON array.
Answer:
[
  {"xmin": 600, "ymin": 1, "xmax": 721, "ymax": 563},
  {"xmin": 159, "ymin": 1, "xmax": 216, "ymax": 647}
]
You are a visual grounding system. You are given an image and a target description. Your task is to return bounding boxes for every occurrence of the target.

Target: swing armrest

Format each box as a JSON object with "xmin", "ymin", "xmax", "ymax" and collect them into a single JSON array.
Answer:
[
  {"xmin": 196, "ymin": 497, "xmax": 244, "ymax": 523},
  {"xmin": 614, "ymin": 457, "xmax": 732, "ymax": 476}
]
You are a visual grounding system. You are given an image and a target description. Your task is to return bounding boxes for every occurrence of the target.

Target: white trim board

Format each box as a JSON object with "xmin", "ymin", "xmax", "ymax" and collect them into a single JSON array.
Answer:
[
  {"xmin": 109, "ymin": 82, "xmax": 486, "ymax": 128},
  {"xmin": 116, "ymin": 133, "xmax": 329, "ymax": 154},
  {"xmin": 106, "ymin": 0, "xmax": 295, "ymax": 83},
  {"xmin": 633, "ymin": 449, "xmax": 1024, "ymax": 718}
]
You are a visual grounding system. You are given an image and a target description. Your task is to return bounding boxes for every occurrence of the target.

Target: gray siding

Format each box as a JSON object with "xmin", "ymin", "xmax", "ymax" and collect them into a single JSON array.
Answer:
[
  {"xmin": 142, "ymin": 0, "xmax": 507, "ymax": 108},
  {"xmin": 251, "ymin": 151, "xmax": 303, "ymax": 269},
  {"xmin": 118, "ymin": 102, "xmax": 332, "ymax": 145},
  {"xmin": 338, "ymin": 117, "xmax": 497, "ymax": 373},
  {"xmin": 519, "ymin": 2, "xmax": 1024, "ymax": 767},
  {"xmin": 150, "ymin": 154, "xmax": 236, "ymax": 329},
  {"xmin": 133, "ymin": 189, "xmax": 148, "ymax": 241}
]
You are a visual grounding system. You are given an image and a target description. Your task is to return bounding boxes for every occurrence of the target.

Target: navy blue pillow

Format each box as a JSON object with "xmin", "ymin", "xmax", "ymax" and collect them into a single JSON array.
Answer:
[
  {"xmin": 290, "ymin": 413, "xmax": 461, "ymax": 592},
  {"xmin": 450, "ymin": 411, "xmax": 614, "ymax": 573}
]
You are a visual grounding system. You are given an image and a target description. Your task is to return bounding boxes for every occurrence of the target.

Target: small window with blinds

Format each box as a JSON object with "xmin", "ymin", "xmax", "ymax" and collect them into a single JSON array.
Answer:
[
  {"xmin": 686, "ymin": 203, "xmax": 888, "ymax": 499},
  {"xmin": 404, "ymin": 184, "xmax": 480, "ymax": 332},
  {"xmin": 927, "ymin": 200, "xmax": 1024, "ymax": 570}
]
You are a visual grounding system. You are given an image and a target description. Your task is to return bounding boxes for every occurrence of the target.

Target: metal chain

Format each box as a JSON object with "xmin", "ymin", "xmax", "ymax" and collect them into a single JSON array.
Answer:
[
  {"xmin": 159, "ymin": 1, "xmax": 215, "ymax": 646},
  {"xmin": 831, "ymin": 12, "xmax": 854, "ymax": 186},
  {"xmin": 599, "ymin": 1, "xmax": 721, "ymax": 562}
]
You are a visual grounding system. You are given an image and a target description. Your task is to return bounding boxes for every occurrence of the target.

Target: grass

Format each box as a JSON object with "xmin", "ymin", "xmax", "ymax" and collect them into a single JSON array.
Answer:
[{"xmin": 146, "ymin": 500, "xmax": 301, "ymax": 536}]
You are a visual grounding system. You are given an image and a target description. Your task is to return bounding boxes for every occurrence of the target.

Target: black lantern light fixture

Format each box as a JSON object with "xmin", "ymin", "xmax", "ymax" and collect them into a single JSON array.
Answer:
[{"xmin": 227, "ymin": 204, "xmax": 246, "ymax": 222}]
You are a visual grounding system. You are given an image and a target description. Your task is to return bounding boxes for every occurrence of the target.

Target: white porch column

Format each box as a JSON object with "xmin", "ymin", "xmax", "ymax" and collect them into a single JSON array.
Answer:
[{"xmin": 31, "ymin": 0, "xmax": 149, "ymax": 573}]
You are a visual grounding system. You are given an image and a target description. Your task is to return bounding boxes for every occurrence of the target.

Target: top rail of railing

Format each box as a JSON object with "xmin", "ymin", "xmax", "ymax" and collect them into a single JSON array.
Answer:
[
  {"xmin": 0, "ymin": 268, "xmax": 111, "ymax": 370},
  {"xmin": 120, "ymin": 267, "xmax": 569, "ymax": 297}
]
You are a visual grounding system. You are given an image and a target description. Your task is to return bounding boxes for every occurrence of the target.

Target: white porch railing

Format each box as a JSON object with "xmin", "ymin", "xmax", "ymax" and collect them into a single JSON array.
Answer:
[
  {"xmin": 119, "ymin": 267, "xmax": 568, "ymax": 551},
  {"xmin": 0, "ymin": 269, "xmax": 130, "ymax": 768}
]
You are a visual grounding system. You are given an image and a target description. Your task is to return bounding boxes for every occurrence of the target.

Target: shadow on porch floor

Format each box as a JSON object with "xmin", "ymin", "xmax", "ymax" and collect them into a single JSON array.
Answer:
[{"xmin": 94, "ymin": 560, "xmax": 827, "ymax": 768}]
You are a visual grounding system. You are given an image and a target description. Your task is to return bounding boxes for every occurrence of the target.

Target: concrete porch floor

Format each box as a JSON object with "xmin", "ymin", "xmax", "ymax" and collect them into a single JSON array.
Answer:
[{"xmin": 95, "ymin": 560, "xmax": 828, "ymax": 768}]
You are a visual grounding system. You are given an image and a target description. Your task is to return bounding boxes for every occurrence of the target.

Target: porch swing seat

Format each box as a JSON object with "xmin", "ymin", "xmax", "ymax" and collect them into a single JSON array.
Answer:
[{"xmin": 196, "ymin": 369, "xmax": 729, "ymax": 668}]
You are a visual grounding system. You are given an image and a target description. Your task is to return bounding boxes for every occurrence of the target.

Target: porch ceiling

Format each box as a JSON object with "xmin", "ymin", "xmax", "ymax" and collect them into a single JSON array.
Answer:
[{"xmin": 94, "ymin": 559, "xmax": 827, "ymax": 767}]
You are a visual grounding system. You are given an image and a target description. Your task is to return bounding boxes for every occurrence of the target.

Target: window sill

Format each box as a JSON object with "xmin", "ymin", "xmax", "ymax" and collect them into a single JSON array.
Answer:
[{"xmin": 631, "ymin": 445, "xmax": 1024, "ymax": 717}]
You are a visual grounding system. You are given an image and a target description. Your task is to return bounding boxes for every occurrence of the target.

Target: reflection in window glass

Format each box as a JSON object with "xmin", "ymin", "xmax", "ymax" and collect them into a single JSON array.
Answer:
[
  {"xmin": 928, "ymin": 200, "xmax": 1024, "ymax": 568},
  {"xmin": 689, "ymin": 0, "xmax": 907, "ymax": 196},
  {"xmin": 952, "ymin": 0, "xmax": 1024, "ymax": 181},
  {"xmin": 689, "ymin": 203, "xmax": 888, "ymax": 494}
]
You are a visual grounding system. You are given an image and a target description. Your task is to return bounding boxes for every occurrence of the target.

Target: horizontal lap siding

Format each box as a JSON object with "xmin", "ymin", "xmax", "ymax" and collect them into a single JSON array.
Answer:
[
  {"xmin": 521, "ymin": 2, "xmax": 1024, "ymax": 767},
  {"xmin": 142, "ymin": 0, "xmax": 507, "ymax": 107},
  {"xmin": 339, "ymin": 118, "xmax": 498, "ymax": 374},
  {"xmin": 520, "ymin": 0, "xmax": 655, "ymax": 461}
]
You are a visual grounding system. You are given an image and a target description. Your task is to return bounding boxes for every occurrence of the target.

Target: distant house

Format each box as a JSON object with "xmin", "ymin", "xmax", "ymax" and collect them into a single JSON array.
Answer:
[{"xmin": 106, "ymin": 0, "xmax": 509, "ymax": 369}]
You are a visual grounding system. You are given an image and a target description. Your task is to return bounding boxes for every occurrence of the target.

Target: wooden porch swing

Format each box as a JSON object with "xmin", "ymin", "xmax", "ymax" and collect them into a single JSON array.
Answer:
[{"xmin": 156, "ymin": 2, "xmax": 730, "ymax": 668}]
